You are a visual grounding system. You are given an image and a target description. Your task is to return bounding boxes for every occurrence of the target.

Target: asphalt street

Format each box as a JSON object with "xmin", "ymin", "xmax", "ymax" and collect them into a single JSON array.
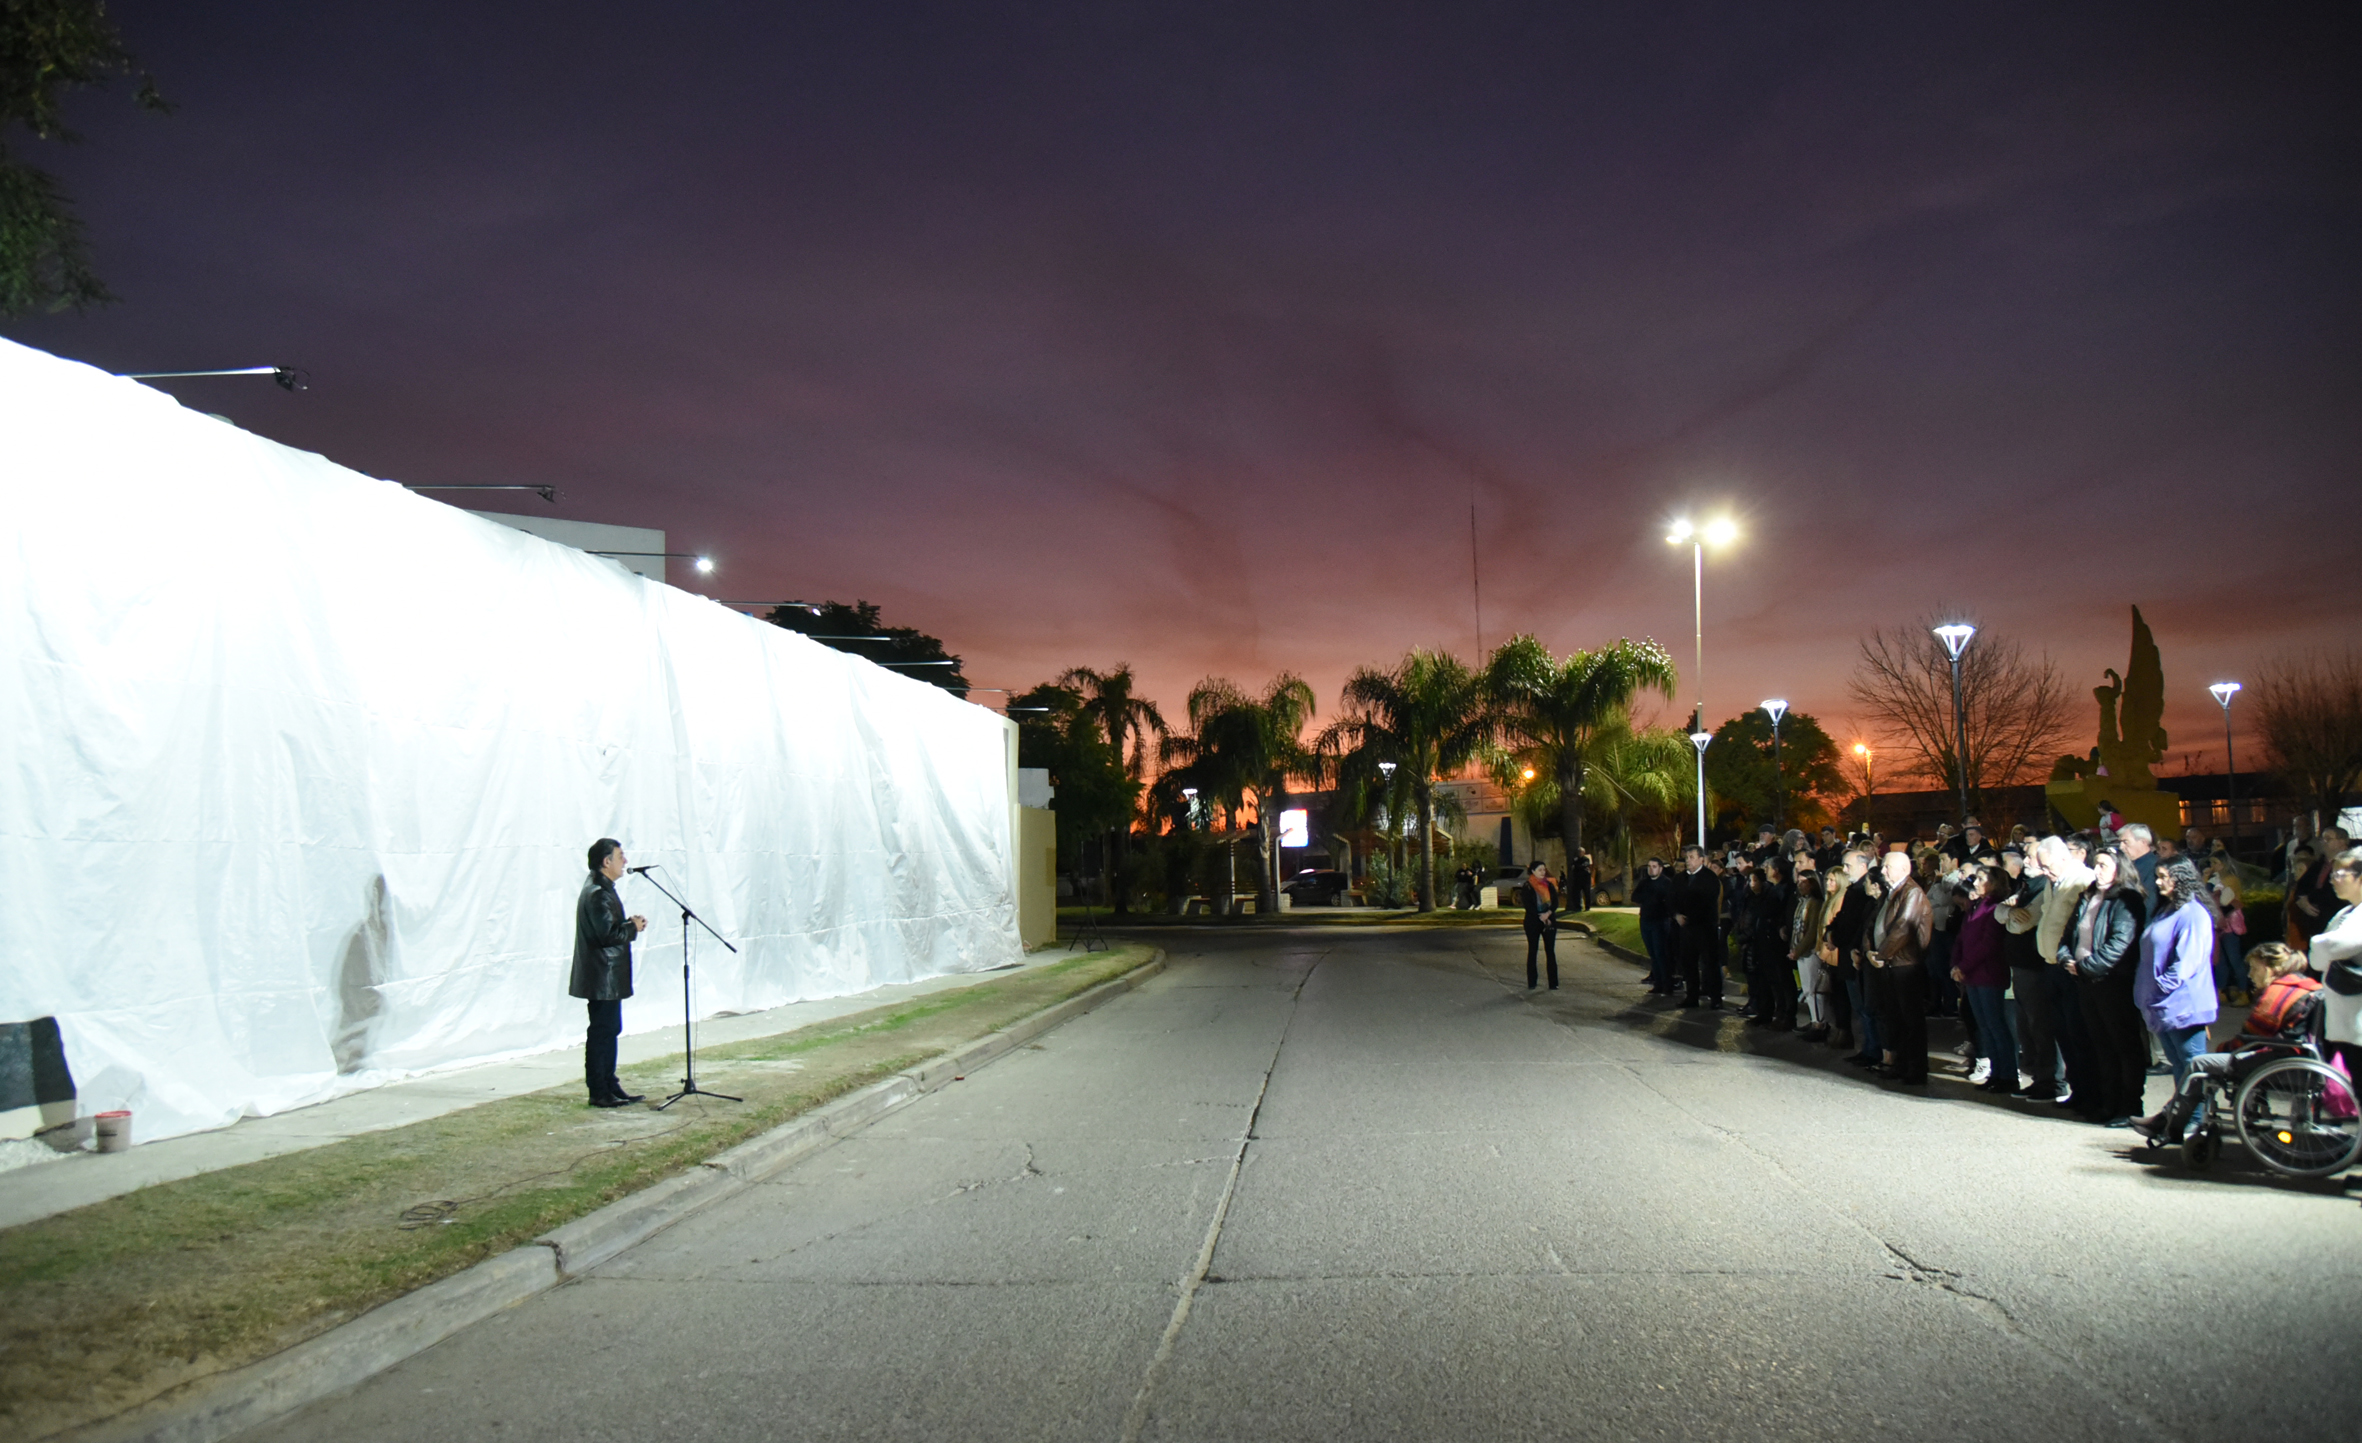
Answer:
[{"xmin": 248, "ymin": 928, "xmax": 2362, "ymax": 1442}]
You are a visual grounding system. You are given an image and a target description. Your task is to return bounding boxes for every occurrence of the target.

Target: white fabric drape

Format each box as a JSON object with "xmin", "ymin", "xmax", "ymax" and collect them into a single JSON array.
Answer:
[{"xmin": 0, "ymin": 339, "xmax": 1020, "ymax": 1142}]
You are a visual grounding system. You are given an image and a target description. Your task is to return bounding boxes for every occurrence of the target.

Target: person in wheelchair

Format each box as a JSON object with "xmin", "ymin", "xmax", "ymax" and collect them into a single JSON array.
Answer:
[{"xmin": 2133, "ymin": 943, "xmax": 2320, "ymax": 1144}]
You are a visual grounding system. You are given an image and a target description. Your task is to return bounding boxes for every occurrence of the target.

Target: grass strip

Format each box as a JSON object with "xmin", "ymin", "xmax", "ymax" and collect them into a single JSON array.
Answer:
[
  {"xmin": 1571, "ymin": 907, "xmax": 1645, "ymax": 956},
  {"xmin": 0, "ymin": 944, "xmax": 1156, "ymax": 1440}
]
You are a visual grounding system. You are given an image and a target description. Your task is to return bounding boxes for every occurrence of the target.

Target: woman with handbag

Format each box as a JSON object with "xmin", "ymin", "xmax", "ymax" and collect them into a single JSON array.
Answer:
[
  {"xmin": 1790, "ymin": 864, "xmax": 1829, "ymax": 1039},
  {"xmin": 1521, "ymin": 861, "xmax": 1562, "ymax": 990}
]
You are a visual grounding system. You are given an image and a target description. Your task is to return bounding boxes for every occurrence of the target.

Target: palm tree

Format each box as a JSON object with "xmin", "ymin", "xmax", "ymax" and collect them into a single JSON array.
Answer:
[
  {"xmin": 1160, "ymin": 675, "xmax": 1317, "ymax": 915},
  {"xmin": 1486, "ymin": 634, "xmax": 1678, "ymax": 862},
  {"xmin": 1576, "ymin": 721, "xmax": 1698, "ymax": 894},
  {"xmin": 1324, "ymin": 650, "xmax": 1495, "ymax": 912},
  {"xmin": 1059, "ymin": 665, "xmax": 1168, "ymax": 914}
]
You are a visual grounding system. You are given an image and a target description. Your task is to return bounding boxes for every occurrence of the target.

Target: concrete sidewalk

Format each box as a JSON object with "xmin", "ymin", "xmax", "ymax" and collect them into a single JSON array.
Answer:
[{"xmin": 0, "ymin": 952, "xmax": 1067, "ymax": 1232}]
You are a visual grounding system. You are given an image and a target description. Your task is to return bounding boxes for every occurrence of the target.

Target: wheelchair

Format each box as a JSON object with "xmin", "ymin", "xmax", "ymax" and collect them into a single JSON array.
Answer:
[{"xmin": 2157, "ymin": 1036, "xmax": 2362, "ymax": 1178}]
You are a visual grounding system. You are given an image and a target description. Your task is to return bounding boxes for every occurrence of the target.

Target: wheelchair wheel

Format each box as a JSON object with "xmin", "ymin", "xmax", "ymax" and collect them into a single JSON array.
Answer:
[
  {"xmin": 2182, "ymin": 1125, "xmax": 2219, "ymax": 1171},
  {"xmin": 2233, "ymin": 1057, "xmax": 2362, "ymax": 1179}
]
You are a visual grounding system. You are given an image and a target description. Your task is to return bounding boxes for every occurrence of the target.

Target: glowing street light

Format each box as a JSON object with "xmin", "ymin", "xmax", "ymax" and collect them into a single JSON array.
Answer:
[
  {"xmin": 1667, "ymin": 514, "xmax": 1738, "ymax": 847},
  {"xmin": 1853, "ymin": 743, "xmax": 1875, "ymax": 825},
  {"xmin": 1932, "ymin": 623, "xmax": 1977, "ymax": 827},
  {"xmin": 589, "ymin": 550, "xmax": 716, "ymax": 577},
  {"xmin": 2210, "ymin": 681, "xmax": 2243, "ymax": 848}
]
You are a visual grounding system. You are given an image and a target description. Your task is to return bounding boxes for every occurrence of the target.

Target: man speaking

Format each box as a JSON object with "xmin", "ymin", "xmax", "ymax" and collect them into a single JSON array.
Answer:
[{"xmin": 573, "ymin": 838, "xmax": 649, "ymax": 1107}]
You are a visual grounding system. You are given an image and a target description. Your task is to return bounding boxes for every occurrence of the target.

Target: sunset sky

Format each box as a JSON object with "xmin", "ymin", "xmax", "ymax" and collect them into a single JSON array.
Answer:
[{"xmin": 11, "ymin": 2, "xmax": 2357, "ymax": 786}]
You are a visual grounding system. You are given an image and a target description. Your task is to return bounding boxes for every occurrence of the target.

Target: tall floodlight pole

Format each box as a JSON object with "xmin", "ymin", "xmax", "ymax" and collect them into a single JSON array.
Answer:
[
  {"xmin": 2210, "ymin": 682, "xmax": 2243, "ymax": 851},
  {"xmin": 1690, "ymin": 730, "xmax": 1713, "ymax": 850},
  {"xmin": 1933, "ymin": 624, "xmax": 1978, "ymax": 829},
  {"xmin": 1763, "ymin": 699, "xmax": 1789, "ymax": 831},
  {"xmin": 1667, "ymin": 515, "xmax": 1737, "ymax": 849}
]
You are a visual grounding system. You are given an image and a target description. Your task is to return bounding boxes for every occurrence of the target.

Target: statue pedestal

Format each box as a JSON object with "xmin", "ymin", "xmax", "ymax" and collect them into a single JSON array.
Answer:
[{"xmin": 2045, "ymin": 778, "xmax": 2181, "ymax": 837}]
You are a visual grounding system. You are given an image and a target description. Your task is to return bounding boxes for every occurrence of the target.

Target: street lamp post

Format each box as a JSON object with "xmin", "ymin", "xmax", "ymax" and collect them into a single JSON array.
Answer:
[
  {"xmin": 1689, "ymin": 730, "xmax": 1712, "ymax": 850},
  {"xmin": 1762, "ymin": 699, "xmax": 1788, "ymax": 832},
  {"xmin": 1667, "ymin": 515, "xmax": 1737, "ymax": 850},
  {"xmin": 1853, "ymin": 743, "xmax": 1875, "ymax": 831},
  {"xmin": 1932, "ymin": 624, "xmax": 1978, "ymax": 828},
  {"xmin": 2210, "ymin": 681, "xmax": 2243, "ymax": 851}
]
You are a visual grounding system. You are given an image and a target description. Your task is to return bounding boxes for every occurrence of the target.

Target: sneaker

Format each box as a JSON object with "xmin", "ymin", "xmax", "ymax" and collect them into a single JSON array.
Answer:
[
  {"xmin": 1968, "ymin": 1060, "xmax": 1992, "ymax": 1085},
  {"xmin": 1953, "ymin": 1041, "xmax": 1976, "ymax": 1059}
]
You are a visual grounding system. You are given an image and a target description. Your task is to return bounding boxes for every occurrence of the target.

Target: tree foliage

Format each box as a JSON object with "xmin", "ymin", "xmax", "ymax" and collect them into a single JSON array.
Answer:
[
  {"xmin": 1703, "ymin": 709, "xmax": 1847, "ymax": 836},
  {"xmin": 1321, "ymin": 650, "xmax": 1494, "ymax": 911},
  {"xmin": 1057, "ymin": 664, "xmax": 1166, "ymax": 778},
  {"xmin": 763, "ymin": 600, "xmax": 970, "ymax": 694},
  {"xmin": 1159, "ymin": 675, "xmax": 1316, "ymax": 914},
  {"xmin": 1485, "ymin": 634, "xmax": 1677, "ymax": 858},
  {"xmin": 2253, "ymin": 648, "xmax": 2362, "ymax": 824},
  {"xmin": 1847, "ymin": 616, "xmax": 2076, "ymax": 805},
  {"xmin": 1, "ymin": 0, "xmax": 169, "ymax": 315},
  {"xmin": 1009, "ymin": 681, "xmax": 1138, "ymax": 880}
]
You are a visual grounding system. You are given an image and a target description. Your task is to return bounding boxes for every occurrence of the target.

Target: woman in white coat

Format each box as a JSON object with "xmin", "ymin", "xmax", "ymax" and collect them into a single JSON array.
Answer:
[{"xmin": 2304, "ymin": 847, "xmax": 2362, "ymax": 1074}]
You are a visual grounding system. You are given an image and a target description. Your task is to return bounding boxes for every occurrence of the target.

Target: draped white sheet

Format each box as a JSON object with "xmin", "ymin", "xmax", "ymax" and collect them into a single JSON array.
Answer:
[{"xmin": 0, "ymin": 339, "xmax": 1021, "ymax": 1142}]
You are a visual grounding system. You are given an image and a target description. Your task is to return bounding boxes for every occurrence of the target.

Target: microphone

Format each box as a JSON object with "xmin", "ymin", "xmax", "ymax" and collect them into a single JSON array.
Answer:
[{"xmin": 627, "ymin": 864, "xmax": 660, "ymax": 874}]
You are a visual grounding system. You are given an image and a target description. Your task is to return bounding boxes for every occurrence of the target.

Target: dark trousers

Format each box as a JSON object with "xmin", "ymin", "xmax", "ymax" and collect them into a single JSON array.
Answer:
[
  {"xmin": 1525, "ymin": 917, "xmax": 1559, "ymax": 987},
  {"xmin": 1881, "ymin": 963, "xmax": 1930, "ymax": 1081},
  {"xmin": 2010, "ymin": 965, "xmax": 2058, "ymax": 1091},
  {"xmin": 584, "ymin": 998, "xmax": 623, "ymax": 1100},
  {"xmin": 1966, "ymin": 984, "xmax": 2015, "ymax": 1084},
  {"xmin": 1762, "ymin": 952, "xmax": 1799, "ymax": 1027},
  {"xmin": 1641, "ymin": 918, "xmax": 1670, "ymax": 988},
  {"xmin": 1862, "ymin": 965, "xmax": 1895, "ymax": 1056},
  {"xmin": 1676, "ymin": 922, "xmax": 1720, "ymax": 1002},
  {"xmin": 1923, "ymin": 931, "xmax": 1959, "ymax": 1015},
  {"xmin": 2077, "ymin": 972, "xmax": 2148, "ymax": 1122},
  {"xmin": 2048, "ymin": 966, "xmax": 2099, "ymax": 1115},
  {"xmin": 1828, "ymin": 962, "xmax": 1856, "ymax": 1035}
]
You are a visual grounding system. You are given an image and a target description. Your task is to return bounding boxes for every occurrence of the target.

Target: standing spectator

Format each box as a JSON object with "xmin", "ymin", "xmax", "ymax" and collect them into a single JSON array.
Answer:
[
  {"xmin": 1828, "ymin": 848, "xmax": 1879, "ymax": 1059},
  {"xmin": 2303, "ymin": 846, "xmax": 2362, "ymax": 1078},
  {"xmin": 1635, "ymin": 857, "xmax": 1674, "ymax": 994},
  {"xmin": 1749, "ymin": 861, "xmax": 1796, "ymax": 1028},
  {"xmin": 2134, "ymin": 857, "xmax": 2220, "ymax": 1090},
  {"xmin": 2289, "ymin": 826, "xmax": 2350, "ymax": 947},
  {"xmin": 2119, "ymin": 823, "xmax": 2159, "ymax": 909},
  {"xmin": 1919, "ymin": 849, "xmax": 1962, "ymax": 1020},
  {"xmin": 2031, "ymin": 837, "xmax": 2100, "ymax": 1119},
  {"xmin": 1453, "ymin": 861, "xmax": 1478, "ymax": 910},
  {"xmin": 2096, "ymin": 800, "xmax": 2125, "ymax": 836},
  {"xmin": 1568, "ymin": 848, "xmax": 1594, "ymax": 912},
  {"xmin": 1791, "ymin": 862, "xmax": 1828, "ymax": 1038},
  {"xmin": 2063, "ymin": 848, "xmax": 2149, "ymax": 1127},
  {"xmin": 1814, "ymin": 825, "xmax": 1844, "ymax": 870},
  {"xmin": 1867, "ymin": 849, "xmax": 1934, "ymax": 1084},
  {"xmin": 1669, "ymin": 845, "xmax": 1725, "ymax": 1009},
  {"xmin": 1521, "ymin": 861, "xmax": 1562, "ymax": 989},
  {"xmin": 1996, "ymin": 848, "xmax": 2062, "ymax": 1102},
  {"xmin": 1953, "ymin": 868, "xmax": 2017, "ymax": 1094},
  {"xmin": 2205, "ymin": 855, "xmax": 2248, "ymax": 1005}
]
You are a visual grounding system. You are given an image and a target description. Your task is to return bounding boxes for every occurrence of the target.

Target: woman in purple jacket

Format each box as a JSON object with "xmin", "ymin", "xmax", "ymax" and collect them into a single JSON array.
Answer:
[
  {"xmin": 2134, "ymin": 857, "xmax": 2219, "ymax": 1088},
  {"xmin": 1951, "ymin": 868, "xmax": 2017, "ymax": 1094}
]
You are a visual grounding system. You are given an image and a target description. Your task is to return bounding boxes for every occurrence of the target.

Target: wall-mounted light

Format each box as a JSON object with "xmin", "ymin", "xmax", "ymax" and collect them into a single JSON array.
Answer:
[
  {"xmin": 406, "ymin": 483, "xmax": 558, "ymax": 504},
  {"xmin": 122, "ymin": 365, "xmax": 307, "ymax": 392},
  {"xmin": 590, "ymin": 550, "xmax": 714, "ymax": 574}
]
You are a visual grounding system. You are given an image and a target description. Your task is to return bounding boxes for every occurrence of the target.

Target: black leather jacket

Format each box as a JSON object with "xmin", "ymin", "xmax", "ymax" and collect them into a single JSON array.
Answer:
[
  {"xmin": 2063, "ymin": 885, "xmax": 2145, "ymax": 983},
  {"xmin": 571, "ymin": 873, "xmax": 636, "ymax": 1001}
]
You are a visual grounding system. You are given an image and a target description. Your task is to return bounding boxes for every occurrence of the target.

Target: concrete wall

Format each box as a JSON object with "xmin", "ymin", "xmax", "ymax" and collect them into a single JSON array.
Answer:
[{"xmin": 1018, "ymin": 807, "xmax": 1057, "ymax": 947}]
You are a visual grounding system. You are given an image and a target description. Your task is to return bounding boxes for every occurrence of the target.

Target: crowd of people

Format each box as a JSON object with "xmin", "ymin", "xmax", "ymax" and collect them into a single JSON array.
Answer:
[{"xmin": 1621, "ymin": 818, "xmax": 2362, "ymax": 1141}]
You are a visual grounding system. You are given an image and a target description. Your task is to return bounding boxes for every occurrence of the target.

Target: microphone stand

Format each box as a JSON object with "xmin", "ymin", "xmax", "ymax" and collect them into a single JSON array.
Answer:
[{"xmin": 630, "ymin": 868, "xmax": 742, "ymax": 1109}]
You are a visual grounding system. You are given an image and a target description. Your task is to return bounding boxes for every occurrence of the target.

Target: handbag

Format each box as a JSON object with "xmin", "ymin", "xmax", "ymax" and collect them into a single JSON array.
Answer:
[{"xmin": 2324, "ymin": 1051, "xmax": 2359, "ymax": 1123}]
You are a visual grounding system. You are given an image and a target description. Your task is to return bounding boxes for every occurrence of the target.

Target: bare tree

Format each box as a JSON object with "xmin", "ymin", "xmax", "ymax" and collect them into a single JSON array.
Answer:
[
  {"xmin": 2254, "ymin": 649, "xmax": 2362, "ymax": 825},
  {"xmin": 1848, "ymin": 617, "xmax": 2077, "ymax": 804}
]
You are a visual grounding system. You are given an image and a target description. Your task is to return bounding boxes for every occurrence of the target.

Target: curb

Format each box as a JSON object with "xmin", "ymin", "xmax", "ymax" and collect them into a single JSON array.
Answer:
[
  {"xmin": 1565, "ymin": 921, "xmax": 1651, "ymax": 969},
  {"xmin": 63, "ymin": 950, "xmax": 1167, "ymax": 1443}
]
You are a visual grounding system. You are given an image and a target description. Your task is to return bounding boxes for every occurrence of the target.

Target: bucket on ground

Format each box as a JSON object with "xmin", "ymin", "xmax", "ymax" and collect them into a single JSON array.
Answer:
[{"xmin": 92, "ymin": 1110, "xmax": 132, "ymax": 1153}]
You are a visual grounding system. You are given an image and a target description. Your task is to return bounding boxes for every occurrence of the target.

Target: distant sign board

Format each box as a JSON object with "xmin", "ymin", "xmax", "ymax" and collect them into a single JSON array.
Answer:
[{"xmin": 1279, "ymin": 808, "xmax": 1309, "ymax": 849}]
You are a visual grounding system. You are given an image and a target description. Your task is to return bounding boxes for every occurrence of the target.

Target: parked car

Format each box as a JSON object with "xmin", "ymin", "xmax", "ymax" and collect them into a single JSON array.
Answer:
[{"xmin": 1283, "ymin": 869, "xmax": 1350, "ymax": 905}]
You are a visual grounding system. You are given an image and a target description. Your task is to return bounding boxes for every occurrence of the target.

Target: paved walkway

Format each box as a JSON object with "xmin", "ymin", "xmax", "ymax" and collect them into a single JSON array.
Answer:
[
  {"xmin": 0, "ymin": 953, "xmax": 1066, "ymax": 1231},
  {"xmin": 240, "ymin": 926, "xmax": 2361, "ymax": 1443}
]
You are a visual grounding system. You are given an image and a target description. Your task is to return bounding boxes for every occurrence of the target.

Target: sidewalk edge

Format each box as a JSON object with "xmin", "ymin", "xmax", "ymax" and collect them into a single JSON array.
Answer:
[{"xmin": 57, "ymin": 949, "xmax": 1166, "ymax": 1443}]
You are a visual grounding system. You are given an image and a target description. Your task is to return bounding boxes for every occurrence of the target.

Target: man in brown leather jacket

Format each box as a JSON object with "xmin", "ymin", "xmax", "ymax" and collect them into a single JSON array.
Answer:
[{"xmin": 1866, "ymin": 849, "xmax": 1934, "ymax": 1083}]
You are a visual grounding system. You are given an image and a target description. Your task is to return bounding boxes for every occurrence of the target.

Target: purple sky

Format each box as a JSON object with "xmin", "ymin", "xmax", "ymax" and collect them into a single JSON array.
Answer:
[{"xmin": 11, "ymin": 2, "xmax": 2358, "ymax": 783}]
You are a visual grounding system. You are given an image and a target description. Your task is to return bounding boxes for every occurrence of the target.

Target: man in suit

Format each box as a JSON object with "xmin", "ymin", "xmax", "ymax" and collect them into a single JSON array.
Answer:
[
  {"xmin": 1670, "ymin": 845, "xmax": 1726, "ymax": 1009},
  {"xmin": 574, "ymin": 838, "xmax": 650, "ymax": 1107}
]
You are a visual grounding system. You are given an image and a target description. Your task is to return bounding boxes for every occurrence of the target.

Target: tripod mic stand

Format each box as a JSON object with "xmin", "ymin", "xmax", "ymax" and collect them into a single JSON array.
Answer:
[{"xmin": 632, "ymin": 868, "xmax": 742, "ymax": 1109}]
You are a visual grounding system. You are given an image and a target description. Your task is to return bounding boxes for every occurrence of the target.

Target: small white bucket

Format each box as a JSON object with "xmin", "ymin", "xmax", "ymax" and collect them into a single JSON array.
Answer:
[{"xmin": 93, "ymin": 1110, "xmax": 133, "ymax": 1153}]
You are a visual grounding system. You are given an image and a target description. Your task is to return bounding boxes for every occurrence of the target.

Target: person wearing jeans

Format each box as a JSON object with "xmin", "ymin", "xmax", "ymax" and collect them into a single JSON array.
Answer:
[
  {"xmin": 1953, "ymin": 868, "xmax": 2017, "ymax": 1093},
  {"xmin": 2134, "ymin": 857, "xmax": 2219, "ymax": 1091}
]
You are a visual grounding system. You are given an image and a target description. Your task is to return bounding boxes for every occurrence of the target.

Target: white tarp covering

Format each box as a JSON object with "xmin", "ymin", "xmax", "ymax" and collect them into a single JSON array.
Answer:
[{"xmin": 0, "ymin": 338, "xmax": 1022, "ymax": 1142}]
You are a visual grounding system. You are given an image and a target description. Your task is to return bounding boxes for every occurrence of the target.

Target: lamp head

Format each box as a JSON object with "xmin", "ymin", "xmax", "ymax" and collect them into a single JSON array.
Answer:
[
  {"xmin": 1666, "ymin": 518, "xmax": 1694, "ymax": 544},
  {"xmin": 1932, "ymin": 623, "xmax": 1977, "ymax": 660},
  {"xmin": 1762, "ymin": 699, "xmax": 1788, "ymax": 725},
  {"xmin": 1182, "ymin": 787, "xmax": 1198, "ymax": 798},
  {"xmin": 1853, "ymin": 743, "xmax": 1870, "ymax": 757},
  {"xmin": 1520, "ymin": 767, "xmax": 1536, "ymax": 781},
  {"xmin": 694, "ymin": 556, "xmax": 716, "ymax": 575},
  {"xmin": 2209, "ymin": 681, "xmax": 2242, "ymax": 708},
  {"xmin": 1378, "ymin": 760, "xmax": 1397, "ymax": 776},
  {"xmin": 1702, "ymin": 517, "xmax": 1738, "ymax": 546},
  {"xmin": 1689, "ymin": 730, "xmax": 1712, "ymax": 753}
]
